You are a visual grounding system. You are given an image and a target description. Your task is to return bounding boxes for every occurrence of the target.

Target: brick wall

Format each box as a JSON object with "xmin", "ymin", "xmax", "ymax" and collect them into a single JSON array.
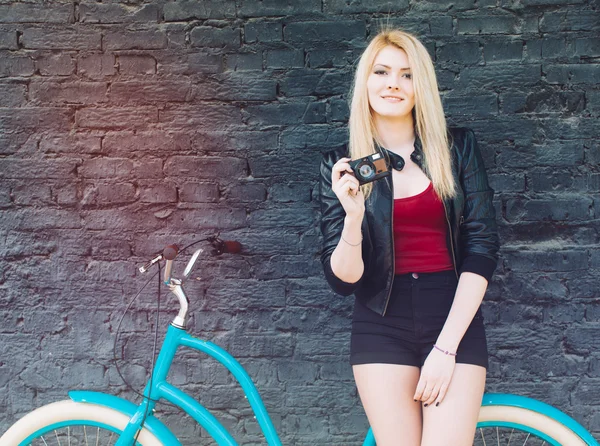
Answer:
[{"xmin": 0, "ymin": 0, "xmax": 599, "ymax": 444}]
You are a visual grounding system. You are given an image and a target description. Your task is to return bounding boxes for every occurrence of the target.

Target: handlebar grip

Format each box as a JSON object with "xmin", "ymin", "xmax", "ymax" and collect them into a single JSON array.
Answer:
[{"xmin": 163, "ymin": 245, "xmax": 179, "ymax": 284}]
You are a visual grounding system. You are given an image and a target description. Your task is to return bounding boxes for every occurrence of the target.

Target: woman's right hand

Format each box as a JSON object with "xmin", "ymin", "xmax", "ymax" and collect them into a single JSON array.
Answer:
[{"xmin": 331, "ymin": 157, "xmax": 365, "ymax": 220}]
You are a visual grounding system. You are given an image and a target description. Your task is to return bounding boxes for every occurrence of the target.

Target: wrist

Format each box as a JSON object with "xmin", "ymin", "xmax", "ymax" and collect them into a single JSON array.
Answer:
[{"xmin": 433, "ymin": 344, "xmax": 457, "ymax": 356}]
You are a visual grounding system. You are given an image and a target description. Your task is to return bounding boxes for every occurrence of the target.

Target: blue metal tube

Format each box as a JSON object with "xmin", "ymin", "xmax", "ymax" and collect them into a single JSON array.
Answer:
[{"xmin": 178, "ymin": 332, "xmax": 283, "ymax": 446}]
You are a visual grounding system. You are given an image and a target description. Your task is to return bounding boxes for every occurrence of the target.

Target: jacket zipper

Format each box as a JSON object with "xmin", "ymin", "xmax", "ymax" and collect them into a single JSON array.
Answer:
[
  {"xmin": 382, "ymin": 173, "xmax": 395, "ymax": 316},
  {"xmin": 443, "ymin": 199, "xmax": 459, "ymax": 280}
]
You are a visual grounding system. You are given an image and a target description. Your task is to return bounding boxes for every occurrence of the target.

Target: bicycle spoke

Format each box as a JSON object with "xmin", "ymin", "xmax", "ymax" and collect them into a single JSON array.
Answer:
[
  {"xmin": 55, "ymin": 430, "xmax": 62, "ymax": 446},
  {"xmin": 479, "ymin": 427, "xmax": 487, "ymax": 446},
  {"xmin": 41, "ymin": 437, "xmax": 49, "ymax": 446},
  {"xmin": 96, "ymin": 427, "xmax": 100, "ymax": 446}
]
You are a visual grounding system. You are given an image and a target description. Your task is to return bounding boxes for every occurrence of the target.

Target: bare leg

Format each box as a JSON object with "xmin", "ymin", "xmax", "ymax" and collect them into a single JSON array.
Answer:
[
  {"xmin": 420, "ymin": 363, "xmax": 486, "ymax": 446},
  {"xmin": 353, "ymin": 364, "xmax": 422, "ymax": 446}
]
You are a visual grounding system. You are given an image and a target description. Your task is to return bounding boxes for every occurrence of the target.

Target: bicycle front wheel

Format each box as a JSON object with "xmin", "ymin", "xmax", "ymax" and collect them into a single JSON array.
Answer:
[
  {"xmin": 476, "ymin": 404, "xmax": 589, "ymax": 445},
  {"xmin": 0, "ymin": 400, "xmax": 163, "ymax": 446}
]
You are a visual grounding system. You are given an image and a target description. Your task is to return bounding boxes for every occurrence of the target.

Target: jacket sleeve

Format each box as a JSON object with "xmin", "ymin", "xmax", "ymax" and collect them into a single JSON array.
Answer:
[
  {"xmin": 457, "ymin": 128, "xmax": 500, "ymax": 283},
  {"xmin": 318, "ymin": 148, "xmax": 365, "ymax": 296}
]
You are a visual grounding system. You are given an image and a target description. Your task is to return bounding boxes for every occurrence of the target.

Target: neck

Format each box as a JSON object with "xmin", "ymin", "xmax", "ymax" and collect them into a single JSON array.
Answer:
[{"xmin": 374, "ymin": 114, "xmax": 415, "ymax": 151}]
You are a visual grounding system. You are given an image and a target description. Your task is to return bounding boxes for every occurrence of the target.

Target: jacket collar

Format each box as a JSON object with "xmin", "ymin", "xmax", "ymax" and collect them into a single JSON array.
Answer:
[{"xmin": 375, "ymin": 131, "xmax": 424, "ymax": 170}]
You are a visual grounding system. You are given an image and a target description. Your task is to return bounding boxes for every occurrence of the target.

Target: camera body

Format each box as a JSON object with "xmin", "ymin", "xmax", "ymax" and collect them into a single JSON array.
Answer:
[{"xmin": 347, "ymin": 152, "xmax": 390, "ymax": 185}]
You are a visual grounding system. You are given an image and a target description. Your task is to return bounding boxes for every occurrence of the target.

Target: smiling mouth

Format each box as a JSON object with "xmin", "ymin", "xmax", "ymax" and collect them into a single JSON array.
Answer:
[{"xmin": 381, "ymin": 96, "xmax": 404, "ymax": 102}]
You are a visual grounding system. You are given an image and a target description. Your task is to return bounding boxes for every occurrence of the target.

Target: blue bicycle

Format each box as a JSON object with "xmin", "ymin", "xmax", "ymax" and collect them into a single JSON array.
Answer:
[{"xmin": 1, "ymin": 239, "xmax": 597, "ymax": 445}]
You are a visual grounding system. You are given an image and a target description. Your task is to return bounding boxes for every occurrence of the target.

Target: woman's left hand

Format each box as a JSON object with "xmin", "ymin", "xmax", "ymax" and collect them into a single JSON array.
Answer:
[{"xmin": 413, "ymin": 347, "xmax": 456, "ymax": 407}]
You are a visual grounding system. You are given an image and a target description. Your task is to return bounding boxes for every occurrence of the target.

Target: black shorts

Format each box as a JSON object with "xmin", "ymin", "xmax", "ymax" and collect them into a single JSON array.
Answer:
[{"xmin": 350, "ymin": 269, "xmax": 488, "ymax": 369}]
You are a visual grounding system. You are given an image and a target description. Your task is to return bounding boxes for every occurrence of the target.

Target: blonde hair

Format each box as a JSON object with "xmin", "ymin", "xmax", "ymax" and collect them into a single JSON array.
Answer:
[{"xmin": 348, "ymin": 28, "xmax": 457, "ymax": 201}]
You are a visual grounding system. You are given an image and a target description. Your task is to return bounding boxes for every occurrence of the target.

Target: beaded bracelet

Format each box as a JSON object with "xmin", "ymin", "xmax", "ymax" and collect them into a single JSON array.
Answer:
[
  {"xmin": 341, "ymin": 233, "xmax": 362, "ymax": 247},
  {"xmin": 433, "ymin": 344, "xmax": 457, "ymax": 356}
]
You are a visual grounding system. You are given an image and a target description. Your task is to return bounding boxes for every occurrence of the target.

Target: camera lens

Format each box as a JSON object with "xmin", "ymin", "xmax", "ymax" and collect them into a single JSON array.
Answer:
[{"xmin": 358, "ymin": 162, "xmax": 375, "ymax": 179}]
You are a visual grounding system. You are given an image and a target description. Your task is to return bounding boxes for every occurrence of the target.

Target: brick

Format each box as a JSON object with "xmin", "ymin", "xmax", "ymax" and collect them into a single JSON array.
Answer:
[
  {"xmin": 163, "ymin": 0, "xmax": 236, "ymax": 20},
  {"xmin": 545, "ymin": 64, "xmax": 598, "ymax": 85},
  {"xmin": 165, "ymin": 156, "xmax": 247, "ymax": 179},
  {"xmin": 248, "ymin": 207, "xmax": 315, "ymax": 228},
  {"xmin": 22, "ymin": 28, "xmax": 101, "ymax": 50},
  {"xmin": 239, "ymin": 0, "xmax": 322, "ymax": 17},
  {"xmin": 190, "ymin": 26, "xmax": 240, "ymax": 49},
  {"xmin": 39, "ymin": 133, "xmax": 102, "ymax": 154},
  {"xmin": 510, "ymin": 197, "xmax": 593, "ymax": 222},
  {"xmin": 0, "ymin": 30, "xmax": 18, "ymax": 50},
  {"xmin": 284, "ymin": 21, "xmax": 366, "ymax": 47},
  {"xmin": 244, "ymin": 22, "xmax": 282, "ymax": 43},
  {"xmin": 109, "ymin": 81, "xmax": 190, "ymax": 103},
  {"xmin": 0, "ymin": 52, "xmax": 35, "ymax": 77},
  {"xmin": 0, "ymin": 82, "xmax": 26, "ymax": 107},
  {"xmin": 226, "ymin": 182, "xmax": 266, "ymax": 202},
  {"xmin": 484, "ymin": 40, "xmax": 523, "ymax": 62},
  {"xmin": 488, "ymin": 173, "xmax": 525, "ymax": 192},
  {"xmin": 457, "ymin": 15, "xmax": 518, "ymax": 34},
  {"xmin": 11, "ymin": 182, "xmax": 53, "ymax": 205},
  {"xmin": 102, "ymin": 131, "xmax": 191, "ymax": 157},
  {"xmin": 139, "ymin": 183, "xmax": 177, "ymax": 203},
  {"xmin": 443, "ymin": 93, "xmax": 498, "ymax": 116},
  {"xmin": 79, "ymin": 3, "xmax": 158, "ymax": 23},
  {"xmin": 497, "ymin": 141, "xmax": 584, "ymax": 168},
  {"xmin": 159, "ymin": 105, "xmax": 242, "ymax": 130},
  {"xmin": 573, "ymin": 37, "xmax": 600, "ymax": 58},
  {"xmin": 118, "ymin": 55, "xmax": 156, "ymax": 75},
  {"xmin": 325, "ymin": 0, "xmax": 409, "ymax": 13},
  {"xmin": 308, "ymin": 49, "xmax": 353, "ymax": 68},
  {"xmin": 0, "ymin": 159, "xmax": 78, "ymax": 179},
  {"xmin": 0, "ymin": 209, "xmax": 83, "ymax": 230},
  {"xmin": 225, "ymin": 52, "xmax": 263, "ymax": 71},
  {"xmin": 30, "ymin": 81, "xmax": 107, "ymax": 104},
  {"xmin": 0, "ymin": 3, "xmax": 73, "ymax": 23},
  {"xmin": 75, "ymin": 107, "xmax": 158, "ymax": 129},
  {"xmin": 503, "ymin": 250, "xmax": 588, "ymax": 272},
  {"xmin": 157, "ymin": 52, "xmax": 222, "ymax": 76},
  {"xmin": 456, "ymin": 65, "xmax": 540, "ymax": 89},
  {"xmin": 280, "ymin": 125, "xmax": 347, "ymax": 150},
  {"xmin": 330, "ymin": 98, "xmax": 349, "ymax": 122},
  {"xmin": 528, "ymin": 170, "xmax": 587, "ymax": 192},
  {"xmin": 78, "ymin": 53, "xmax": 116, "ymax": 77},
  {"xmin": 81, "ymin": 182, "xmax": 137, "ymax": 206},
  {"xmin": 438, "ymin": 41, "xmax": 481, "ymax": 64},
  {"xmin": 243, "ymin": 103, "xmax": 307, "ymax": 126},
  {"xmin": 315, "ymin": 71, "xmax": 354, "ymax": 96},
  {"xmin": 37, "ymin": 52, "xmax": 76, "ymax": 76},
  {"xmin": 540, "ymin": 11, "xmax": 600, "ymax": 33},
  {"xmin": 192, "ymin": 75, "xmax": 276, "ymax": 101},
  {"xmin": 266, "ymin": 50, "xmax": 304, "ymax": 69},
  {"xmin": 175, "ymin": 182, "xmax": 218, "ymax": 203},
  {"xmin": 79, "ymin": 158, "xmax": 133, "ymax": 178},
  {"xmin": 105, "ymin": 30, "xmax": 168, "ymax": 50}
]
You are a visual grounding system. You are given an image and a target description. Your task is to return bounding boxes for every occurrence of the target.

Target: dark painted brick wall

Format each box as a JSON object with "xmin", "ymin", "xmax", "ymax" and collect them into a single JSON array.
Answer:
[{"xmin": 0, "ymin": 0, "xmax": 599, "ymax": 444}]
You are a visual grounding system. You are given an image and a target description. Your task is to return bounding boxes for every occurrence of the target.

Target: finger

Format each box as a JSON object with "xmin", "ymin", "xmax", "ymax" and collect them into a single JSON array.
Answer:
[
  {"xmin": 423, "ymin": 384, "xmax": 440, "ymax": 406},
  {"xmin": 421, "ymin": 384, "xmax": 436, "ymax": 404},
  {"xmin": 338, "ymin": 173, "xmax": 360, "ymax": 189},
  {"xmin": 434, "ymin": 383, "xmax": 450, "ymax": 407},
  {"xmin": 413, "ymin": 379, "xmax": 426, "ymax": 401}
]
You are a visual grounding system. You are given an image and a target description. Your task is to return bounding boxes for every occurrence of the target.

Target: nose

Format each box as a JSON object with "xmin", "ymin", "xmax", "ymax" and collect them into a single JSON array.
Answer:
[{"xmin": 386, "ymin": 75, "xmax": 400, "ymax": 90}]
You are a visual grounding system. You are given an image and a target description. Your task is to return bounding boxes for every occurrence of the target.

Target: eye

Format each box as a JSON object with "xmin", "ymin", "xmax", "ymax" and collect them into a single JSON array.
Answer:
[
  {"xmin": 374, "ymin": 70, "xmax": 387, "ymax": 75},
  {"xmin": 403, "ymin": 73, "xmax": 412, "ymax": 79}
]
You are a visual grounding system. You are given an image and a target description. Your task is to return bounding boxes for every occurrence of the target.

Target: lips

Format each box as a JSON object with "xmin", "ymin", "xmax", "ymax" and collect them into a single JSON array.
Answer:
[{"xmin": 381, "ymin": 96, "xmax": 404, "ymax": 102}]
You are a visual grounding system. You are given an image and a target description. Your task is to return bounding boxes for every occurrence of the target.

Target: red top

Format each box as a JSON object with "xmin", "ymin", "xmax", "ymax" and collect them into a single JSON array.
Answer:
[{"xmin": 393, "ymin": 181, "xmax": 454, "ymax": 274}]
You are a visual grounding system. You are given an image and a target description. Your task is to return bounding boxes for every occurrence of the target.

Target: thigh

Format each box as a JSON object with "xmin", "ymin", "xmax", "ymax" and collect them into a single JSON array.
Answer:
[
  {"xmin": 420, "ymin": 363, "xmax": 486, "ymax": 446},
  {"xmin": 353, "ymin": 364, "xmax": 422, "ymax": 446}
]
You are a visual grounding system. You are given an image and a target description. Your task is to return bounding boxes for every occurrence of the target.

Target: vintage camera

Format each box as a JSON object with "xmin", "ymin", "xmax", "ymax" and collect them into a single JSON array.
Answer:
[{"xmin": 346, "ymin": 152, "xmax": 390, "ymax": 185}]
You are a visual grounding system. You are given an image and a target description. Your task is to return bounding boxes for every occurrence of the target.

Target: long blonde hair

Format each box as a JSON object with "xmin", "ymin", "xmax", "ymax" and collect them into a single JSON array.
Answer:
[{"xmin": 348, "ymin": 28, "xmax": 457, "ymax": 201}]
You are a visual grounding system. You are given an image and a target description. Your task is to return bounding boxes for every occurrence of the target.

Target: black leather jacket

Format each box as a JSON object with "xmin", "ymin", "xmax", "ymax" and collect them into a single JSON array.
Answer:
[{"xmin": 318, "ymin": 127, "xmax": 500, "ymax": 316}]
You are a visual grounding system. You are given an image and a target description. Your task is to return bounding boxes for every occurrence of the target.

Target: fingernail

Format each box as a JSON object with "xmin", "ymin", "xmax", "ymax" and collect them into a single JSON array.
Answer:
[
  {"xmin": 424, "ymin": 403, "xmax": 428, "ymax": 407},
  {"xmin": 436, "ymin": 402, "xmax": 439, "ymax": 407},
  {"xmin": 413, "ymin": 399, "xmax": 417, "ymax": 402}
]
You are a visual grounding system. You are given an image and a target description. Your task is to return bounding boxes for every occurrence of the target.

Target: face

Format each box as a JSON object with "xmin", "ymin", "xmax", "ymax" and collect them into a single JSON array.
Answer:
[{"xmin": 366, "ymin": 45, "xmax": 415, "ymax": 121}]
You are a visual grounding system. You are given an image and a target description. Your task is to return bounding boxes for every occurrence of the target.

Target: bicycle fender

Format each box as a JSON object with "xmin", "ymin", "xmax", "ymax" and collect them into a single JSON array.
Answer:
[
  {"xmin": 482, "ymin": 393, "xmax": 599, "ymax": 445},
  {"xmin": 69, "ymin": 391, "xmax": 182, "ymax": 446}
]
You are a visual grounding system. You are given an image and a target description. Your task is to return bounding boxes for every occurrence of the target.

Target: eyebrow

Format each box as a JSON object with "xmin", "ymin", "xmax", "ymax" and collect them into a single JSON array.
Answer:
[{"xmin": 373, "ymin": 64, "xmax": 411, "ymax": 70}]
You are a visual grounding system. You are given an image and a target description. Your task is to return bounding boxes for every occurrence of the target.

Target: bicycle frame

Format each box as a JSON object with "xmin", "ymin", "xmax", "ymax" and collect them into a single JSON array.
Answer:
[{"xmin": 102, "ymin": 323, "xmax": 283, "ymax": 446}]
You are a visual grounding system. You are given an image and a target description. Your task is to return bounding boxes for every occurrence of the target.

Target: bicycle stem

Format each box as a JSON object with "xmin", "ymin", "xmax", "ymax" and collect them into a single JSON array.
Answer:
[{"xmin": 166, "ymin": 278, "xmax": 189, "ymax": 329}]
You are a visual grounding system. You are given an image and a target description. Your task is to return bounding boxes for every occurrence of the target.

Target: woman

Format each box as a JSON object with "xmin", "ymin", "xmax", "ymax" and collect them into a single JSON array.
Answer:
[{"xmin": 318, "ymin": 29, "xmax": 500, "ymax": 445}]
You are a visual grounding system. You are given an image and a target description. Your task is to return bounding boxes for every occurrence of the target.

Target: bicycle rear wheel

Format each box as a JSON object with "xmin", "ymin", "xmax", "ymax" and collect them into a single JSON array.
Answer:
[
  {"xmin": 476, "ymin": 404, "xmax": 589, "ymax": 445},
  {"xmin": 0, "ymin": 400, "xmax": 163, "ymax": 446}
]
